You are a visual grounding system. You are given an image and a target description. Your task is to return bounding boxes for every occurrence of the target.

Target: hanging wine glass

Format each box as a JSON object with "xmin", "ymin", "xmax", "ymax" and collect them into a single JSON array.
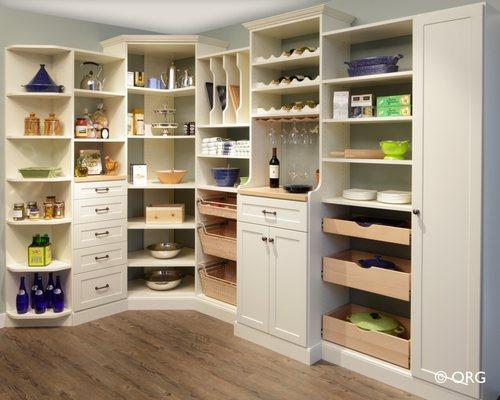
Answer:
[
  {"xmin": 268, "ymin": 127, "xmax": 276, "ymax": 146},
  {"xmin": 280, "ymin": 126, "xmax": 287, "ymax": 144},
  {"xmin": 290, "ymin": 122, "xmax": 299, "ymax": 145}
]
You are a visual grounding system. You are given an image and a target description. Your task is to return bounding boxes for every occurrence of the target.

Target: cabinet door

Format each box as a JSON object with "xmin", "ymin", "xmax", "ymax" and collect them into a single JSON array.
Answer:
[
  {"xmin": 268, "ymin": 227, "xmax": 307, "ymax": 346},
  {"xmin": 237, "ymin": 221, "xmax": 270, "ymax": 332},
  {"xmin": 412, "ymin": 5, "xmax": 482, "ymax": 397}
]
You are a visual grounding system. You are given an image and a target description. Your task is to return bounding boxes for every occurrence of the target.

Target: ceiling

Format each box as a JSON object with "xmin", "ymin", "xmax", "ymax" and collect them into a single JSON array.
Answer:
[{"xmin": 0, "ymin": 0, "xmax": 325, "ymax": 34}]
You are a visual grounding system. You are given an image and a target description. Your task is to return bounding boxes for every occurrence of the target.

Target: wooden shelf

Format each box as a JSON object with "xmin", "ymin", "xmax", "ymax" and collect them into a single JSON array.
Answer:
[
  {"xmin": 238, "ymin": 186, "xmax": 309, "ymax": 202},
  {"xmin": 323, "ymin": 197, "xmax": 412, "ymax": 212},
  {"xmin": 7, "ymin": 308, "xmax": 72, "ymax": 320},
  {"xmin": 197, "ymin": 184, "xmax": 239, "ymax": 193},
  {"xmin": 323, "ymin": 71, "xmax": 413, "ymax": 87},
  {"xmin": 253, "ymin": 80, "xmax": 320, "ymax": 95},
  {"xmin": 197, "ymin": 124, "xmax": 250, "ymax": 129},
  {"xmin": 7, "ymin": 217, "xmax": 72, "ymax": 226},
  {"xmin": 128, "ymin": 215, "xmax": 196, "ymax": 230},
  {"xmin": 127, "ymin": 86, "xmax": 195, "ymax": 97},
  {"xmin": 6, "ymin": 136, "xmax": 71, "ymax": 140},
  {"xmin": 197, "ymin": 154, "xmax": 250, "ymax": 159},
  {"xmin": 74, "ymin": 49, "xmax": 124, "ymax": 64},
  {"xmin": 74, "ymin": 174, "xmax": 127, "ymax": 183},
  {"xmin": 74, "ymin": 138, "xmax": 126, "ymax": 143},
  {"xmin": 7, "ymin": 260, "xmax": 71, "ymax": 273},
  {"xmin": 74, "ymin": 89, "xmax": 125, "ymax": 98},
  {"xmin": 323, "ymin": 158, "xmax": 412, "ymax": 165},
  {"xmin": 323, "ymin": 116, "xmax": 412, "ymax": 124},
  {"xmin": 128, "ymin": 181, "xmax": 196, "ymax": 189},
  {"xmin": 6, "ymin": 92, "xmax": 71, "ymax": 99},
  {"xmin": 252, "ymin": 51, "xmax": 319, "ymax": 70},
  {"xmin": 7, "ymin": 177, "xmax": 71, "ymax": 183},
  {"xmin": 128, "ymin": 275, "xmax": 195, "ymax": 299},
  {"xmin": 7, "ymin": 45, "xmax": 71, "ymax": 55},
  {"xmin": 128, "ymin": 248, "xmax": 195, "ymax": 267},
  {"xmin": 127, "ymin": 135, "xmax": 195, "ymax": 140}
]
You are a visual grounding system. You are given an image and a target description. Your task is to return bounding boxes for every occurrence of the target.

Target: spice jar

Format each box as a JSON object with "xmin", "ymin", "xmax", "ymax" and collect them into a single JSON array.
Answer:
[
  {"xmin": 28, "ymin": 206, "xmax": 40, "ymax": 220},
  {"xmin": 54, "ymin": 201, "xmax": 65, "ymax": 219},
  {"xmin": 24, "ymin": 112, "xmax": 40, "ymax": 136},
  {"xmin": 43, "ymin": 113, "xmax": 62, "ymax": 136},
  {"xmin": 45, "ymin": 196, "xmax": 56, "ymax": 204},
  {"xmin": 12, "ymin": 203, "xmax": 25, "ymax": 221},
  {"xmin": 43, "ymin": 201, "xmax": 54, "ymax": 219}
]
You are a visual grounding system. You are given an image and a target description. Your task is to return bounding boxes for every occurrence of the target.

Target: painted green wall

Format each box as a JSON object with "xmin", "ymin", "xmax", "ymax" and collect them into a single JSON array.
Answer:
[{"xmin": 0, "ymin": 5, "xmax": 155, "ymax": 314}]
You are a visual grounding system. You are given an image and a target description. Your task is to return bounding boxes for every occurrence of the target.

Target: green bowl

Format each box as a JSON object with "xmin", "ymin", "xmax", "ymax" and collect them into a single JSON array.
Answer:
[
  {"xmin": 239, "ymin": 176, "xmax": 249, "ymax": 185},
  {"xmin": 379, "ymin": 140, "xmax": 409, "ymax": 160}
]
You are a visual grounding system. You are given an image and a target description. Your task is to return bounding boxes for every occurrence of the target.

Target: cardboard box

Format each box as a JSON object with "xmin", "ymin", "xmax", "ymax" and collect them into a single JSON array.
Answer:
[
  {"xmin": 377, "ymin": 105, "xmax": 412, "ymax": 117},
  {"xmin": 333, "ymin": 91, "xmax": 349, "ymax": 120},
  {"xmin": 146, "ymin": 204, "xmax": 185, "ymax": 224},
  {"xmin": 351, "ymin": 94, "xmax": 373, "ymax": 107},
  {"xmin": 376, "ymin": 94, "xmax": 411, "ymax": 108},
  {"xmin": 130, "ymin": 164, "xmax": 147, "ymax": 185}
]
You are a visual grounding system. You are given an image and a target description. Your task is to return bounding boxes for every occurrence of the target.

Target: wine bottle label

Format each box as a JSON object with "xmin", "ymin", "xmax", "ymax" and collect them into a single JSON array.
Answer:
[{"xmin": 269, "ymin": 165, "xmax": 279, "ymax": 179}]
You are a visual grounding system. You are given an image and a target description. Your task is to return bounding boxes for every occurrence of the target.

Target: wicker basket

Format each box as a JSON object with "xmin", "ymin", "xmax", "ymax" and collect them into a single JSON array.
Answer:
[
  {"xmin": 197, "ymin": 220, "xmax": 237, "ymax": 261},
  {"xmin": 197, "ymin": 195, "xmax": 237, "ymax": 220},
  {"xmin": 198, "ymin": 261, "xmax": 236, "ymax": 305}
]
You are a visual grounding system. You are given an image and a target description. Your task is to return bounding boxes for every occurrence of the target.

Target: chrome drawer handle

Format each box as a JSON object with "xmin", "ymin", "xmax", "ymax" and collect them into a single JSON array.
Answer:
[
  {"xmin": 95, "ymin": 187, "xmax": 110, "ymax": 193},
  {"xmin": 95, "ymin": 255, "xmax": 110, "ymax": 261},
  {"xmin": 95, "ymin": 284, "xmax": 110, "ymax": 291},
  {"xmin": 262, "ymin": 210, "xmax": 277, "ymax": 216},
  {"xmin": 94, "ymin": 231, "xmax": 109, "ymax": 237},
  {"xmin": 95, "ymin": 207, "xmax": 110, "ymax": 213}
]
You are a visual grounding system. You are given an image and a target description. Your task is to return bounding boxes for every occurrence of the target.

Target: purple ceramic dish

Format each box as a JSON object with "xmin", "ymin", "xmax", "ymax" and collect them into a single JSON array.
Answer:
[
  {"xmin": 344, "ymin": 54, "xmax": 403, "ymax": 68},
  {"xmin": 347, "ymin": 64, "xmax": 399, "ymax": 77}
]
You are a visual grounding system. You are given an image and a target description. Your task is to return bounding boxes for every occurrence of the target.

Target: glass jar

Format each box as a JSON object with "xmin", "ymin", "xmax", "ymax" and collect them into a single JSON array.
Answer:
[
  {"xmin": 43, "ymin": 201, "xmax": 54, "ymax": 219},
  {"xmin": 27, "ymin": 201, "xmax": 39, "ymax": 220},
  {"xmin": 24, "ymin": 112, "xmax": 40, "ymax": 136},
  {"xmin": 12, "ymin": 203, "xmax": 25, "ymax": 221},
  {"xmin": 45, "ymin": 196, "xmax": 56, "ymax": 204},
  {"xmin": 54, "ymin": 201, "xmax": 65, "ymax": 219},
  {"xmin": 43, "ymin": 113, "xmax": 62, "ymax": 136}
]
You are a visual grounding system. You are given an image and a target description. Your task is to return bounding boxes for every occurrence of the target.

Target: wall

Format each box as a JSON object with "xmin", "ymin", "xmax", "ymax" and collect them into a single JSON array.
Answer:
[
  {"xmin": 201, "ymin": 0, "xmax": 500, "ymax": 49},
  {"xmin": 0, "ymin": 5, "xmax": 156, "ymax": 314}
]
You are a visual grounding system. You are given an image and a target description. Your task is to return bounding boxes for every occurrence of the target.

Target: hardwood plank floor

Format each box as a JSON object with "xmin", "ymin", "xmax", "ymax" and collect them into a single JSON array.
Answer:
[{"xmin": 0, "ymin": 311, "xmax": 420, "ymax": 400}]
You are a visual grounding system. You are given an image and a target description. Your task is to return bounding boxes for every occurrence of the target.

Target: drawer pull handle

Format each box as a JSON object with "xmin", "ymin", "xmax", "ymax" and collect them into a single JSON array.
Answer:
[
  {"xmin": 94, "ymin": 231, "xmax": 110, "ymax": 237},
  {"xmin": 95, "ymin": 207, "xmax": 110, "ymax": 213},
  {"xmin": 262, "ymin": 210, "xmax": 277, "ymax": 216},
  {"xmin": 268, "ymin": 238, "xmax": 274, "ymax": 243},
  {"xmin": 261, "ymin": 236, "xmax": 268, "ymax": 242},
  {"xmin": 95, "ymin": 187, "xmax": 110, "ymax": 193},
  {"xmin": 95, "ymin": 255, "xmax": 110, "ymax": 261},
  {"xmin": 95, "ymin": 284, "xmax": 110, "ymax": 291}
]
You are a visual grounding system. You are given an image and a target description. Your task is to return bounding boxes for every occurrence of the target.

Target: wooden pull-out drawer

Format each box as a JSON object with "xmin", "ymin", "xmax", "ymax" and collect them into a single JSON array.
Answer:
[
  {"xmin": 74, "ymin": 265, "xmax": 126, "ymax": 311},
  {"xmin": 74, "ymin": 180, "xmax": 127, "ymax": 200},
  {"xmin": 238, "ymin": 195, "xmax": 307, "ymax": 232},
  {"xmin": 323, "ymin": 217, "xmax": 410, "ymax": 245},
  {"xmin": 74, "ymin": 196, "xmax": 126, "ymax": 224},
  {"xmin": 74, "ymin": 242, "xmax": 127, "ymax": 274},
  {"xmin": 74, "ymin": 219, "xmax": 127, "ymax": 249},
  {"xmin": 323, "ymin": 250, "xmax": 411, "ymax": 301},
  {"xmin": 323, "ymin": 304, "xmax": 410, "ymax": 369}
]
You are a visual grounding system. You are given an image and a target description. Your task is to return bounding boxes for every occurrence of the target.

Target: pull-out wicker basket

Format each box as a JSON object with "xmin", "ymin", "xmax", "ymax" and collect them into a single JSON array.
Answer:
[
  {"xmin": 198, "ymin": 260, "xmax": 236, "ymax": 305},
  {"xmin": 197, "ymin": 220, "xmax": 237, "ymax": 261},
  {"xmin": 197, "ymin": 195, "xmax": 237, "ymax": 220}
]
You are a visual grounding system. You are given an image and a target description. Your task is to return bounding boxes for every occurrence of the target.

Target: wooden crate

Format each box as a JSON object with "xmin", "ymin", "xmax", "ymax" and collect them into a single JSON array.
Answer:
[
  {"xmin": 323, "ymin": 250, "xmax": 411, "ymax": 301},
  {"xmin": 197, "ymin": 195, "xmax": 237, "ymax": 220},
  {"xmin": 197, "ymin": 220, "xmax": 237, "ymax": 261},
  {"xmin": 146, "ymin": 204, "xmax": 185, "ymax": 224},
  {"xmin": 323, "ymin": 304, "xmax": 411, "ymax": 369}
]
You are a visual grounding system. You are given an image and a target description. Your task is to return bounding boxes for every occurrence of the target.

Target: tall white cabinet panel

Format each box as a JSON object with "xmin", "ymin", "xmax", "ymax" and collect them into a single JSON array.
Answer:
[
  {"xmin": 269, "ymin": 227, "xmax": 307, "ymax": 346},
  {"xmin": 412, "ymin": 4, "xmax": 483, "ymax": 398},
  {"xmin": 237, "ymin": 221, "xmax": 270, "ymax": 333}
]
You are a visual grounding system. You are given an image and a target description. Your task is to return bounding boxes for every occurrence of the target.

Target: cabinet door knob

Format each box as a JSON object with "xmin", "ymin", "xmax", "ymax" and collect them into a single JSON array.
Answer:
[
  {"xmin": 412, "ymin": 209, "xmax": 421, "ymax": 216},
  {"xmin": 261, "ymin": 236, "xmax": 268, "ymax": 242},
  {"xmin": 268, "ymin": 238, "xmax": 274, "ymax": 243}
]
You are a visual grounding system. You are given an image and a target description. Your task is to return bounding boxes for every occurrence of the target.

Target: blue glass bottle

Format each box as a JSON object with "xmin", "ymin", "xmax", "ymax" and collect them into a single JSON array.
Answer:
[
  {"xmin": 45, "ymin": 272, "xmax": 55, "ymax": 309},
  {"xmin": 33, "ymin": 274, "xmax": 46, "ymax": 314},
  {"xmin": 52, "ymin": 275, "xmax": 64, "ymax": 313},
  {"xmin": 30, "ymin": 272, "xmax": 39, "ymax": 309},
  {"xmin": 16, "ymin": 276, "xmax": 29, "ymax": 314}
]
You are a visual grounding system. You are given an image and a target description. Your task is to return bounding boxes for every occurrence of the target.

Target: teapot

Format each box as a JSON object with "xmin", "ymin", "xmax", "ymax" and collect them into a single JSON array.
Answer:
[{"xmin": 80, "ymin": 62, "xmax": 105, "ymax": 91}]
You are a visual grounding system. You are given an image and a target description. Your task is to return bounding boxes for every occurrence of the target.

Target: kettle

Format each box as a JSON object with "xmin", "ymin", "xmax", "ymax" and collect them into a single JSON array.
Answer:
[
  {"xmin": 80, "ymin": 61, "xmax": 105, "ymax": 91},
  {"xmin": 178, "ymin": 68, "xmax": 195, "ymax": 88}
]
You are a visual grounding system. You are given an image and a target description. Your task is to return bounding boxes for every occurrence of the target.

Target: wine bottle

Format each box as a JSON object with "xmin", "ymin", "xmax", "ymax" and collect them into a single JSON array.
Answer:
[
  {"xmin": 30, "ymin": 272, "xmax": 39, "ymax": 309},
  {"xmin": 16, "ymin": 276, "xmax": 29, "ymax": 314},
  {"xmin": 269, "ymin": 147, "xmax": 280, "ymax": 188},
  {"xmin": 45, "ymin": 272, "xmax": 55, "ymax": 309},
  {"xmin": 52, "ymin": 276, "xmax": 64, "ymax": 313}
]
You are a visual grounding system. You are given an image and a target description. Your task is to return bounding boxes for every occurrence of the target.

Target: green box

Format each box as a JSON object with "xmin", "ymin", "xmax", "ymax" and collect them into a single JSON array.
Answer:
[
  {"xmin": 377, "ymin": 105, "xmax": 412, "ymax": 117},
  {"xmin": 376, "ymin": 94, "xmax": 411, "ymax": 108}
]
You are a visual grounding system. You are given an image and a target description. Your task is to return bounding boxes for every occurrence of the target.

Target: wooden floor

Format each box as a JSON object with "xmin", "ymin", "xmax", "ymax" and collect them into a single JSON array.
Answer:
[{"xmin": 0, "ymin": 311, "xmax": 420, "ymax": 400}]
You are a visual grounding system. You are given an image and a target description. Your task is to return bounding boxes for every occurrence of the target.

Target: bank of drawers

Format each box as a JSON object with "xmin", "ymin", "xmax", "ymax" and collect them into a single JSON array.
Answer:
[{"xmin": 73, "ymin": 181, "xmax": 127, "ymax": 311}]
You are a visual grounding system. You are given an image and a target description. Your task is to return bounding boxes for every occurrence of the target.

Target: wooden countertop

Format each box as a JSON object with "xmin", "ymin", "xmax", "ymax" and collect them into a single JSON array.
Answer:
[{"xmin": 238, "ymin": 186, "xmax": 309, "ymax": 202}]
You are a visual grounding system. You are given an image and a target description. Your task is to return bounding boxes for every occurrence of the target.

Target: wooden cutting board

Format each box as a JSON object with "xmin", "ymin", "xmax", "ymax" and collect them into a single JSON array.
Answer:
[{"xmin": 331, "ymin": 149, "xmax": 384, "ymax": 159}]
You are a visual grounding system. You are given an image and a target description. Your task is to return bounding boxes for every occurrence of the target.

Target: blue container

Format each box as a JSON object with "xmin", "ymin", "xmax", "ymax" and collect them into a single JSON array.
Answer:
[
  {"xmin": 212, "ymin": 168, "xmax": 240, "ymax": 187},
  {"xmin": 347, "ymin": 64, "xmax": 399, "ymax": 77},
  {"xmin": 23, "ymin": 64, "xmax": 64, "ymax": 93},
  {"xmin": 344, "ymin": 54, "xmax": 403, "ymax": 68}
]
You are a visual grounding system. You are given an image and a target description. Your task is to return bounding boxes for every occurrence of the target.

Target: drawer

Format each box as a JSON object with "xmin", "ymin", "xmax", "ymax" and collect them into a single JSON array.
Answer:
[
  {"xmin": 74, "ymin": 265, "xmax": 126, "ymax": 311},
  {"xmin": 323, "ymin": 304, "xmax": 410, "ymax": 369},
  {"xmin": 74, "ymin": 242, "xmax": 127, "ymax": 274},
  {"xmin": 74, "ymin": 219, "xmax": 127, "ymax": 249},
  {"xmin": 74, "ymin": 196, "xmax": 126, "ymax": 224},
  {"xmin": 74, "ymin": 180, "xmax": 127, "ymax": 200},
  {"xmin": 238, "ymin": 195, "xmax": 307, "ymax": 232},
  {"xmin": 322, "ymin": 217, "xmax": 410, "ymax": 245},
  {"xmin": 323, "ymin": 250, "xmax": 411, "ymax": 301}
]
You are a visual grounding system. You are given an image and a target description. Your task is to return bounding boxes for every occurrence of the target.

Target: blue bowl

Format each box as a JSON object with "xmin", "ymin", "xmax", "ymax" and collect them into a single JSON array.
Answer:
[{"xmin": 212, "ymin": 168, "xmax": 240, "ymax": 187}]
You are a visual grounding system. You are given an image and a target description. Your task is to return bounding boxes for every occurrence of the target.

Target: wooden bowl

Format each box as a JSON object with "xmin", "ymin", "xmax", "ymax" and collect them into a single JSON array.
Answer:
[{"xmin": 156, "ymin": 170, "xmax": 187, "ymax": 184}]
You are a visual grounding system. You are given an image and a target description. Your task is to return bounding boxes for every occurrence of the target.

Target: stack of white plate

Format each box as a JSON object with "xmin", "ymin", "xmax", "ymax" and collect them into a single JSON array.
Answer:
[
  {"xmin": 377, "ymin": 190, "xmax": 412, "ymax": 204},
  {"xmin": 342, "ymin": 188, "xmax": 377, "ymax": 201}
]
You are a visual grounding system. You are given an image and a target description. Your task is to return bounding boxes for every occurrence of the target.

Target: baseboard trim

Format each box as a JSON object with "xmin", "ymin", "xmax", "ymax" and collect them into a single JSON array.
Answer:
[
  {"xmin": 0, "ymin": 313, "xmax": 5, "ymax": 329},
  {"xmin": 72, "ymin": 299, "xmax": 128, "ymax": 326},
  {"xmin": 322, "ymin": 341, "xmax": 472, "ymax": 400},
  {"xmin": 128, "ymin": 297, "xmax": 197, "ymax": 311},
  {"xmin": 195, "ymin": 295, "xmax": 236, "ymax": 324},
  {"xmin": 234, "ymin": 322, "xmax": 319, "ymax": 365}
]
